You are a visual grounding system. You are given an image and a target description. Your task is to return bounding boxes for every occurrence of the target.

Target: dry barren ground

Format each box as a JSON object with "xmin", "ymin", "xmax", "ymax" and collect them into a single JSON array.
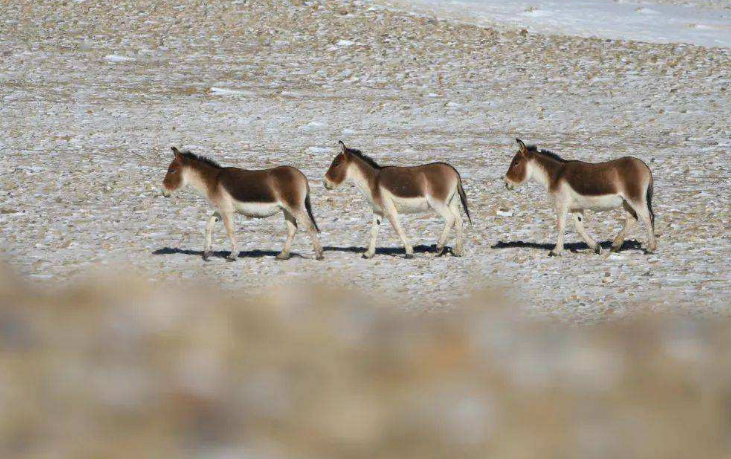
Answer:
[{"xmin": 0, "ymin": 0, "xmax": 729, "ymax": 320}]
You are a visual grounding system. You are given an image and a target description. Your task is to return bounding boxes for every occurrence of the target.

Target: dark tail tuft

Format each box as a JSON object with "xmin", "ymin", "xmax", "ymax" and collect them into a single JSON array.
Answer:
[
  {"xmin": 646, "ymin": 180, "xmax": 655, "ymax": 232},
  {"xmin": 305, "ymin": 194, "xmax": 320, "ymax": 233},
  {"xmin": 458, "ymin": 180, "xmax": 472, "ymax": 226}
]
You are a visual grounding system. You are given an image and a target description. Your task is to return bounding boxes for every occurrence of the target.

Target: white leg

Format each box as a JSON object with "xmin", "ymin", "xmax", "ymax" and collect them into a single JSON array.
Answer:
[
  {"xmin": 633, "ymin": 203, "xmax": 657, "ymax": 253},
  {"xmin": 572, "ymin": 212, "xmax": 601, "ymax": 254},
  {"xmin": 432, "ymin": 201, "xmax": 456, "ymax": 256},
  {"xmin": 295, "ymin": 210, "xmax": 324, "ymax": 260},
  {"xmin": 277, "ymin": 211, "xmax": 297, "ymax": 260},
  {"xmin": 611, "ymin": 209, "xmax": 637, "ymax": 252},
  {"xmin": 450, "ymin": 200, "xmax": 464, "ymax": 257},
  {"xmin": 203, "ymin": 211, "xmax": 221, "ymax": 261},
  {"xmin": 550, "ymin": 205, "xmax": 569, "ymax": 257},
  {"xmin": 384, "ymin": 201, "xmax": 413, "ymax": 258},
  {"xmin": 221, "ymin": 211, "xmax": 238, "ymax": 261},
  {"xmin": 363, "ymin": 214, "xmax": 381, "ymax": 259}
]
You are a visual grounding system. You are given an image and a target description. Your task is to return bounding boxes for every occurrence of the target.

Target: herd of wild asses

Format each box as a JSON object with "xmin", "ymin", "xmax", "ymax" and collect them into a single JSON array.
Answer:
[{"xmin": 161, "ymin": 139, "xmax": 656, "ymax": 260}]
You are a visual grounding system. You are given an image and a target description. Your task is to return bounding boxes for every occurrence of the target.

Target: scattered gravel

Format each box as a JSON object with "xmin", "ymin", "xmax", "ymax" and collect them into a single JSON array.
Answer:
[{"xmin": 0, "ymin": 0, "xmax": 728, "ymax": 320}]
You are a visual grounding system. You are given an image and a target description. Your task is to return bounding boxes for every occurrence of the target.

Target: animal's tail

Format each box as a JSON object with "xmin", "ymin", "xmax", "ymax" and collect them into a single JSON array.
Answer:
[
  {"xmin": 457, "ymin": 178, "xmax": 472, "ymax": 226},
  {"xmin": 305, "ymin": 193, "xmax": 320, "ymax": 233},
  {"xmin": 646, "ymin": 177, "xmax": 655, "ymax": 232}
]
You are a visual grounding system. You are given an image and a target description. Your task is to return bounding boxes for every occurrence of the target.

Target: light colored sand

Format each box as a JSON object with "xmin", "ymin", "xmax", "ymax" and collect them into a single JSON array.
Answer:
[{"xmin": 0, "ymin": 0, "xmax": 729, "ymax": 320}]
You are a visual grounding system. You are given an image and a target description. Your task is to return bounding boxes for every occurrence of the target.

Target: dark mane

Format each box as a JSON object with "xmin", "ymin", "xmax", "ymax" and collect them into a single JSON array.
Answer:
[
  {"xmin": 347, "ymin": 148, "xmax": 381, "ymax": 169},
  {"xmin": 180, "ymin": 150, "xmax": 221, "ymax": 169},
  {"xmin": 527, "ymin": 145, "xmax": 567, "ymax": 163}
]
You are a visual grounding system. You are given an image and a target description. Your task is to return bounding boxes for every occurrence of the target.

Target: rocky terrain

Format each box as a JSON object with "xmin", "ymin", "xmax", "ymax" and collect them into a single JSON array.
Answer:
[{"xmin": 0, "ymin": 0, "xmax": 729, "ymax": 320}]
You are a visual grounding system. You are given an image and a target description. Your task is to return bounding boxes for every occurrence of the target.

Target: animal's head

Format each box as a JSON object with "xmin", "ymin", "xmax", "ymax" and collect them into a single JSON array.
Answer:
[
  {"xmin": 505, "ymin": 139, "xmax": 532, "ymax": 190},
  {"xmin": 161, "ymin": 147, "xmax": 187, "ymax": 197},
  {"xmin": 324, "ymin": 141, "xmax": 354, "ymax": 190}
]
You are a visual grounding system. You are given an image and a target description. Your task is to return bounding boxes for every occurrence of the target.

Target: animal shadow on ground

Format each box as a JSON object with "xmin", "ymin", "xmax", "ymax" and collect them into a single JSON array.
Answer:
[
  {"xmin": 152, "ymin": 247, "xmax": 300, "ymax": 259},
  {"xmin": 323, "ymin": 244, "xmax": 443, "ymax": 257},
  {"xmin": 153, "ymin": 244, "xmax": 445, "ymax": 260},
  {"xmin": 491, "ymin": 239, "xmax": 644, "ymax": 253}
]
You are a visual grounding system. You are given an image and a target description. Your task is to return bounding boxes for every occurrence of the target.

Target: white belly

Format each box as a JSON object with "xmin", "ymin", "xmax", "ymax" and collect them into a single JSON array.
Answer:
[
  {"xmin": 234, "ymin": 201, "xmax": 281, "ymax": 218},
  {"xmin": 569, "ymin": 193, "xmax": 624, "ymax": 212},
  {"xmin": 392, "ymin": 196, "xmax": 430, "ymax": 214}
]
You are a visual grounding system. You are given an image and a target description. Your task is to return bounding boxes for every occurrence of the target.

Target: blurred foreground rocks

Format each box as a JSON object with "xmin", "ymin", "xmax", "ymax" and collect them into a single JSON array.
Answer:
[{"xmin": 0, "ymin": 266, "xmax": 729, "ymax": 458}]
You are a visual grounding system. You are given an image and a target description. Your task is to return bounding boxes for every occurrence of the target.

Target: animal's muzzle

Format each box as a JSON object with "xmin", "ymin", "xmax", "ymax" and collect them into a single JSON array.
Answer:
[
  {"xmin": 161, "ymin": 187, "xmax": 172, "ymax": 197},
  {"xmin": 504, "ymin": 180, "xmax": 515, "ymax": 191},
  {"xmin": 323, "ymin": 178, "xmax": 334, "ymax": 190}
]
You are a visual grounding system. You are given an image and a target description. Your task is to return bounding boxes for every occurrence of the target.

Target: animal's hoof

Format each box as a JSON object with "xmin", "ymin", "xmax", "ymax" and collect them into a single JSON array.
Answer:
[
  {"xmin": 226, "ymin": 253, "xmax": 238, "ymax": 262},
  {"xmin": 202, "ymin": 251, "xmax": 212, "ymax": 261},
  {"xmin": 404, "ymin": 253, "xmax": 415, "ymax": 259},
  {"xmin": 644, "ymin": 247, "xmax": 657, "ymax": 255},
  {"xmin": 610, "ymin": 245, "xmax": 622, "ymax": 253},
  {"xmin": 362, "ymin": 253, "xmax": 374, "ymax": 259},
  {"xmin": 435, "ymin": 246, "xmax": 446, "ymax": 257},
  {"xmin": 315, "ymin": 253, "xmax": 325, "ymax": 261},
  {"xmin": 453, "ymin": 249, "xmax": 464, "ymax": 257},
  {"xmin": 276, "ymin": 253, "xmax": 291, "ymax": 261},
  {"xmin": 548, "ymin": 250, "xmax": 563, "ymax": 257},
  {"xmin": 594, "ymin": 245, "xmax": 603, "ymax": 255}
]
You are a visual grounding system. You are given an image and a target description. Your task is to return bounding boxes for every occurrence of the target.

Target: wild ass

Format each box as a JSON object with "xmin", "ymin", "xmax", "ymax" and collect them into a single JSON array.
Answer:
[
  {"xmin": 162, "ymin": 147, "xmax": 324, "ymax": 261},
  {"xmin": 504, "ymin": 139, "xmax": 657, "ymax": 256},
  {"xmin": 324, "ymin": 141, "xmax": 471, "ymax": 259}
]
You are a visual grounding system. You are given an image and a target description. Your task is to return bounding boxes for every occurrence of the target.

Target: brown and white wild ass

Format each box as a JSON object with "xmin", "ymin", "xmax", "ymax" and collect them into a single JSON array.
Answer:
[
  {"xmin": 324, "ymin": 141, "xmax": 471, "ymax": 258},
  {"xmin": 162, "ymin": 147, "xmax": 324, "ymax": 261},
  {"xmin": 504, "ymin": 139, "xmax": 656, "ymax": 256}
]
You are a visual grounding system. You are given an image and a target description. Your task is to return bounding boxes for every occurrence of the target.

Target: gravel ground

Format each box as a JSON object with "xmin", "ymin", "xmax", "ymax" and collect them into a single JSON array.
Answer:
[{"xmin": 0, "ymin": 0, "xmax": 729, "ymax": 320}]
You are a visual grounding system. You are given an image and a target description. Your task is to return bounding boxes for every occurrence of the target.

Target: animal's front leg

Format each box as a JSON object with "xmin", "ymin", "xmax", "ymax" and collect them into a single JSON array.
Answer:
[
  {"xmin": 362, "ymin": 214, "xmax": 381, "ymax": 259},
  {"xmin": 220, "ymin": 211, "xmax": 238, "ymax": 261},
  {"xmin": 203, "ymin": 212, "xmax": 221, "ymax": 261},
  {"xmin": 384, "ymin": 202, "xmax": 413, "ymax": 259},
  {"xmin": 549, "ymin": 205, "xmax": 569, "ymax": 257}
]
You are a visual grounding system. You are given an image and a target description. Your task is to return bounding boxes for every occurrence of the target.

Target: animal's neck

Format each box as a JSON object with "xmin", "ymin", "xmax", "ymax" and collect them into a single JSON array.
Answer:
[
  {"xmin": 184, "ymin": 164, "xmax": 218, "ymax": 197},
  {"xmin": 349, "ymin": 159, "xmax": 378, "ymax": 199},
  {"xmin": 530, "ymin": 155, "xmax": 561, "ymax": 190}
]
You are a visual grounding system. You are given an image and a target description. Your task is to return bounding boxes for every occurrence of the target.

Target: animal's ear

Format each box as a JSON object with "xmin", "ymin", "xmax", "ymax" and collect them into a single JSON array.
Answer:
[
  {"xmin": 171, "ymin": 146, "xmax": 183, "ymax": 161},
  {"xmin": 516, "ymin": 138, "xmax": 527, "ymax": 154},
  {"xmin": 338, "ymin": 140, "xmax": 348, "ymax": 155}
]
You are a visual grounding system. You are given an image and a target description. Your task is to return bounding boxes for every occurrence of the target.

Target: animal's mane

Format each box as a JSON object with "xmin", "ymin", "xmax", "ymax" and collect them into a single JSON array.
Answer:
[
  {"xmin": 180, "ymin": 150, "xmax": 222, "ymax": 169},
  {"xmin": 527, "ymin": 145, "xmax": 567, "ymax": 163},
  {"xmin": 347, "ymin": 148, "xmax": 381, "ymax": 169}
]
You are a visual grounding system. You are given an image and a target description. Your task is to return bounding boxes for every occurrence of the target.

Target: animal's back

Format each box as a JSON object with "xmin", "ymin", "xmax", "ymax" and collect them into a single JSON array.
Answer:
[
  {"xmin": 559, "ymin": 156, "xmax": 649, "ymax": 197},
  {"xmin": 379, "ymin": 162, "xmax": 458, "ymax": 200},
  {"xmin": 219, "ymin": 168, "xmax": 277, "ymax": 203}
]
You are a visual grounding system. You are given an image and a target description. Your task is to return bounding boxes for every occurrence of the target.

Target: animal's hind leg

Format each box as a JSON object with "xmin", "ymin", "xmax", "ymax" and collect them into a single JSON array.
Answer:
[
  {"xmin": 572, "ymin": 212, "xmax": 601, "ymax": 254},
  {"xmin": 291, "ymin": 208, "xmax": 324, "ymax": 260},
  {"xmin": 450, "ymin": 200, "xmax": 464, "ymax": 257},
  {"xmin": 203, "ymin": 211, "xmax": 221, "ymax": 261},
  {"xmin": 277, "ymin": 210, "xmax": 297, "ymax": 260},
  {"xmin": 611, "ymin": 202, "xmax": 637, "ymax": 252},
  {"xmin": 431, "ymin": 199, "xmax": 456, "ymax": 256},
  {"xmin": 628, "ymin": 199, "xmax": 657, "ymax": 253},
  {"xmin": 220, "ymin": 211, "xmax": 238, "ymax": 261}
]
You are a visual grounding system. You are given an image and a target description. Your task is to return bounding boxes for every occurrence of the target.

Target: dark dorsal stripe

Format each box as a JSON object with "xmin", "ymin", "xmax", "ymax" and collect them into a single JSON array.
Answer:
[
  {"xmin": 347, "ymin": 148, "xmax": 382, "ymax": 169},
  {"xmin": 180, "ymin": 150, "xmax": 222, "ymax": 169},
  {"xmin": 527, "ymin": 145, "xmax": 568, "ymax": 163}
]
